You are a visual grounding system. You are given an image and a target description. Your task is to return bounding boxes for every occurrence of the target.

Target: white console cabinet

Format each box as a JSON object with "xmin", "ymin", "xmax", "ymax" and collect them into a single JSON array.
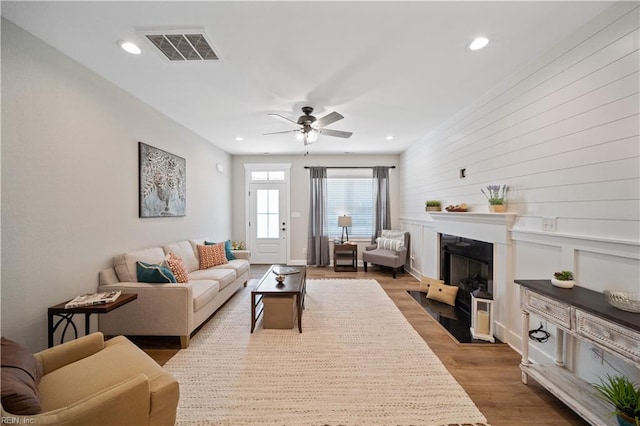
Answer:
[{"xmin": 517, "ymin": 280, "xmax": 640, "ymax": 426}]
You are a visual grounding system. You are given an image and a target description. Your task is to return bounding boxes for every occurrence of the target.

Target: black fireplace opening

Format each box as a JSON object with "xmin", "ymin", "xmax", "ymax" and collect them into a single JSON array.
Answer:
[
  {"xmin": 440, "ymin": 233, "xmax": 493, "ymax": 317},
  {"xmin": 409, "ymin": 233, "xmax": 497, "ymax": 344}
]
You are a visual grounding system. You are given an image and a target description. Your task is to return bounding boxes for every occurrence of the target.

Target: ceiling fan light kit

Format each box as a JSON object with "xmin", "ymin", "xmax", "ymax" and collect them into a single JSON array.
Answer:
[{"xmin": 265, "ymin": 106, "xmax": 352, "ymax": 150}]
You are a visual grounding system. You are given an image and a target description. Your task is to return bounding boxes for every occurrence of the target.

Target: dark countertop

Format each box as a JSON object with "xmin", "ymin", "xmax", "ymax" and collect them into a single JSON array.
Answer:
[{"xmin": 515, "ymin": 279, "xmax": 639, "ymax": 332}]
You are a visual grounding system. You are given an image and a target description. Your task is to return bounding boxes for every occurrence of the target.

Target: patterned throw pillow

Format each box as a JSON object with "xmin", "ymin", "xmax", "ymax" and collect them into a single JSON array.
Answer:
[
  {"xmin": 166, "ymin": 252, "xmax": 189, "ymax": 283},
  {"xmin": 376, "ymin": 237, "xmax": 405, "ymax": 251},
  {"xmin": 198, "ymin": 243, "xmax": 228, "ymax": 269},
  {"xmin": 205, "ymin": 240, "xmax": 236, "ymax": 260},
  {"xmin": 136, "ymin": 261, "xmax": 177, "ymax": 284}
]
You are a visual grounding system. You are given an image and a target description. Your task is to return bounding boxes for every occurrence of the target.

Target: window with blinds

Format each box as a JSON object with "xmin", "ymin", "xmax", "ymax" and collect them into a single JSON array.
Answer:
[{"xmin": 326, "ymin": 169, "xmax": 374, "ymax": 238}]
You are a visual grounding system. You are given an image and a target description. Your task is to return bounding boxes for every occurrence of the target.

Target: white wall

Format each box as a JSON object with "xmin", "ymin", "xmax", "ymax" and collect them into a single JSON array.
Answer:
[
  {"xmin": 231, "ymin": 154, "xmax": 400, "ymax": 265},
  {"xmin": 400, "ymin": 2, "xmax": 639, "ymax": 382},
  {"xmin": 1, "ymin": 20, "xmax": 233, "ymax": 352}
]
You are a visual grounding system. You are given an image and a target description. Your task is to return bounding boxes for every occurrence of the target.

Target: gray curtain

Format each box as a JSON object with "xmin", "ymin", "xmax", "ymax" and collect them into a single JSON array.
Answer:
[
  {"xmin": 372, "ymin": 166, "xmax": 391, "ymax": 242},
  {"xmin": 307, "ymin": 167, "xmax": 330, "ymax": 266}
]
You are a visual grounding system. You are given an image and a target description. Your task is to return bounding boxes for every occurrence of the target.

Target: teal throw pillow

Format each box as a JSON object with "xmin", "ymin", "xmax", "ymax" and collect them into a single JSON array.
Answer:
[
  {"xmin": 136, "ymin": 261, "xmax": 177, "ymax": 283},
  {"xmin": 205, "ymin": 240, "xmax": 236, "ymax": 260}
]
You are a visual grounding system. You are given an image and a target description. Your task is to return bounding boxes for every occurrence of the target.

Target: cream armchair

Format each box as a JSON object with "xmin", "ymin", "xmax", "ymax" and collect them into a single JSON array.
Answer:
[
  {"xmin": 362, "ymin": 230, "xmax": 410, "ymax": 279},
  {"xmin": 1, "ymin": 333, "xmax": 179, "ymax": 426}
]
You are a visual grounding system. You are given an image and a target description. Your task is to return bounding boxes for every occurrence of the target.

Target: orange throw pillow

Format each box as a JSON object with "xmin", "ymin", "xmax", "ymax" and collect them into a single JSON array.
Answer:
[
  {"xmin": 166, "ymin": 252, "xmax": 189, "ymax": 283},
  {"xmin": 197, "ymin": 243, "xmax": 228, "ymax": 269}
]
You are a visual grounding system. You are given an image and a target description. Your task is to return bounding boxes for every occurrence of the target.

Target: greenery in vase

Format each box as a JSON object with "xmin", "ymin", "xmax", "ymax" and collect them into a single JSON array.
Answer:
[
  {"xmin": 481, "ymin": 184, "xmax": 508, "ymax": 205},
  {"xmin": 553, "ymin": 270, "xmax": 574, "ymax": 281},
  {"xmin": 425, "ymin": 200, "xmax": 441, "ymax": 207},
  {"xmin": 593, "ymin": 375, "xmax": 640, "ymax": 423}
]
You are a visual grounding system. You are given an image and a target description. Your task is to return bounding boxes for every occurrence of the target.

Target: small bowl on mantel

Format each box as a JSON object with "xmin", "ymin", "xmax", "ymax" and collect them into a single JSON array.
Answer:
[
  {"xmin": 551, "ymin": 278, "xmax": 576, "ymax": 289},
  {"xmin": 604, "ymin": 290, "xmax": 640, "ymax": 313}
]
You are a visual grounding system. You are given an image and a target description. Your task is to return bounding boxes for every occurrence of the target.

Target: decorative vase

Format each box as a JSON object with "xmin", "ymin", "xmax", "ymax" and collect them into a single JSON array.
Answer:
[
  {"xmin": 551, "ymin": 278, "xmax": 575, "ymax": 289},
  {"xmin": 489, "ymin": 204, "xmax": 506, "ymax": 213},
  {"xmin": 616, "ymin": 413, "xmax": 637, "ymax": 426}
]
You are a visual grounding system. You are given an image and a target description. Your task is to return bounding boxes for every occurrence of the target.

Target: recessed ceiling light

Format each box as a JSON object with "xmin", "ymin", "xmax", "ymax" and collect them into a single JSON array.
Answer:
[
  {"xmin": 386, "ymin": 135, "xmax": 394, "ymax": 140},
  {"xmin": 119, "ymin": 41, "xmax": 141, "ymax": 55},
  {"xmin": 467, "ymin": 37, "xmax": 489, "ymax": 51},
  {"xmin": 235, "ymin": 137, "xmax": 244, "ymax": 141}
]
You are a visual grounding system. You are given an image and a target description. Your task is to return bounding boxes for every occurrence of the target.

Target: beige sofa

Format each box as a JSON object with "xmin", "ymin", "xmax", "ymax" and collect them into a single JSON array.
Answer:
[
  {"xmin": 1, "ymin": 332, "xmax": 179, "ymax": 426},
  {"xmin": 98, "ymin": 238, "xmax": 250, "ymax": 348}
]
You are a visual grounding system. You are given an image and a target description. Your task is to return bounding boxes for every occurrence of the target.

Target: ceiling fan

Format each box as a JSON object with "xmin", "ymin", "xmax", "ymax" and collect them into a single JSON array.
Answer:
[{"xmin": 264, "ymin": 106, "xmax": 353, "ymax": 145}]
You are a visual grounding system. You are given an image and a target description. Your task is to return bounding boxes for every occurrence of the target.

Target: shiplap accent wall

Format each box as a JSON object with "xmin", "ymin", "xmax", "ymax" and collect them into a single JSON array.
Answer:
[
  {"xmin": 401, "ymin": 2, "xmax": 638, "ymax": 239},
  {"xmin": 399, "ymin": 2, "xmax": 639, "ymax": 383}
]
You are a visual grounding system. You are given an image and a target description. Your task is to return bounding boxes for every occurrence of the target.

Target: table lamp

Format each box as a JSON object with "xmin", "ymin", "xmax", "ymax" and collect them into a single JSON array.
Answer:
[{"xmin": 338, "ymin": 215, "xmax": 352, "ymax": 244}]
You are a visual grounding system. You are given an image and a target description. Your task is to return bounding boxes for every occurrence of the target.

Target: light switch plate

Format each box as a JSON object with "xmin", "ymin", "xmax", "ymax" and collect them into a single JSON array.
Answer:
[{"xmin": 542, "ymin": 217, "xmax": 557, "ymax": 231}]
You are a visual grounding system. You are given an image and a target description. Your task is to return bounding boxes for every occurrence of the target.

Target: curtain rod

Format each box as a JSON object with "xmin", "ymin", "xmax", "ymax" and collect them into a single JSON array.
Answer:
[{"xmin": 303, "ymin": 166, "xmax": 395, "ymax": 169}]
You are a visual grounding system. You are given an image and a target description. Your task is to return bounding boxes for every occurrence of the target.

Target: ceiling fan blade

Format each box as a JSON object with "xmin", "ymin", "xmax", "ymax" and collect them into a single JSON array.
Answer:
[
  {"xmin": 314, "ymin": 111, "xmax": 344, "ymax": 128},
  {"xmin": 263, "ymin": 130, "xmax": 298, "ymax": 136},
  {"xmin": 319, "ymin": 128, "xmax": 353, "ymax": 139},
  {"xmin": 268, "ymin": 113, "xmax": 300, "ymax": 126}
]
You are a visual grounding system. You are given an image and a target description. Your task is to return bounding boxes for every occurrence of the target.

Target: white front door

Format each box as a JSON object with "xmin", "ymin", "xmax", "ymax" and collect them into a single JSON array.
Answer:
[{"xmin": 248, "ymin": 182, "xmax": 287, "ymax": 264}]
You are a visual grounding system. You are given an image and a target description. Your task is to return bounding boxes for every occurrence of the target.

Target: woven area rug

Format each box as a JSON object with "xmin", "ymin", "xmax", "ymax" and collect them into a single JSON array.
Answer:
[{"xmin": 164, "ymin": 279, "xmax": 489, "ymax": 426}]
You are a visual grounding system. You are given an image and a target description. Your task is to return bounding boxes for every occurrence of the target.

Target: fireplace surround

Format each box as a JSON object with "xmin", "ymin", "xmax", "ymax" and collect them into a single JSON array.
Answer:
[
  {"xmin": 415, "ymin": 212, "xmax": 517, "ymax": 343},
  {"xmin": 440, "ymin": 234, "xmax": 493, "ymax": 316}
]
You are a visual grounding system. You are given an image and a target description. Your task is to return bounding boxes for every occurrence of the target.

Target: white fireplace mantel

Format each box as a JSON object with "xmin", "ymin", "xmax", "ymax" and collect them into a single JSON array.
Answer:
[
  {"xmin": 428, "ymin": 212, "xmax": 517, "ymax": 245},
  {"xmin": 427, "ymin": 211, "xmax": 518, "ymax": 343}
]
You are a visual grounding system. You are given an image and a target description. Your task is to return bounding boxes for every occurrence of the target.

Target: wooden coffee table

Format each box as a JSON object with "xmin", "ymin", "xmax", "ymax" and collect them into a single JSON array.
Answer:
[{"xmin": 251, "ymin": 265, "xmax": 306, "ymax": 333}]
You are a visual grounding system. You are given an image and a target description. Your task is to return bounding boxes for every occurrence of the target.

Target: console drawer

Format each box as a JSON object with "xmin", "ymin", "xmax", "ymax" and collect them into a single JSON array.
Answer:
[
  {"xmin": 576, "ymin": 310, "xmax": 640, "ymax": 364},
  {"xmin": 523, "ymin": 289, "xmax": 571, "ymax": 329}
]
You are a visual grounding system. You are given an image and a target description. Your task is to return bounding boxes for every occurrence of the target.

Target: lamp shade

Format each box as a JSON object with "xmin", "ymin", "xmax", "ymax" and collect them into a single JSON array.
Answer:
[{"xmin": 338, "ymin": 215, "xmax": 352, "ymax": 227}]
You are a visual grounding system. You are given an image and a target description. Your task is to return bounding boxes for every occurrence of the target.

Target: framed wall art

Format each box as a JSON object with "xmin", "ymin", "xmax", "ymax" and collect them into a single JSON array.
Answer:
[{"xmin": 139, "ymin": 142, "xmax": 186, "ymax": 217}]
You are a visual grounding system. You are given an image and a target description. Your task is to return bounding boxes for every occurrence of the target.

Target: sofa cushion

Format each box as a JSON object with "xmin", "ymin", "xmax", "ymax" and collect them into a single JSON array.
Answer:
[
  {"xmin": 212, "ymin": 259, "xmax": 249, "ymax": 276},
  {"xmin": 136, "ymin": 261, "xmax": 177, "ymax": 284},
  {"xmin": 205, "ymin": 240, "xmax": 235, "ymax": 260},
  {"xmin": 1, "ymin": 337, "xmax": 44, "ymax": 415},
  {"xmin": 165, "ymin": 252, "xmax": 189, "ymax": 283},
  {"xmin": 197, "ymin": 244, "xmax": 228, "ymax": 269},
  {"xmin": 114, "ymin": 247, "xmax": 166, "ymax": 282},
  {"xmin": 188, "ymin": 268, "xmax": 236, "ymax": 290},
  {"xmin": 364, "ymin": 248, "xmax": 404, "ymax": 266},
  {"xmin": 191, "ymin": 280, "xmax": 220, "ymax": 312},
  {"xmin": 162, "ymin": 241, "xmax": 199, "ymax": 273},
  {"xmin": 188, "ymin": 238, "xmax": 207, "ymax": 263}
]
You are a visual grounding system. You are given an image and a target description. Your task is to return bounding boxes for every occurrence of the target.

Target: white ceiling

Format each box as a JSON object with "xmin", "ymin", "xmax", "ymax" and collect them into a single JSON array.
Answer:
[{"xmin": 1, "ymin": 1, "xmax": 612, "ymax": 156}]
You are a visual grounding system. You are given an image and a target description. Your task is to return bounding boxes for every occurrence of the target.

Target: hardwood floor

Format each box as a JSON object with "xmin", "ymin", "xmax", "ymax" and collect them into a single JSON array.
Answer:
[{"xmin": 137, "ymin": 265, "xmax": 588, "ymax": 426}]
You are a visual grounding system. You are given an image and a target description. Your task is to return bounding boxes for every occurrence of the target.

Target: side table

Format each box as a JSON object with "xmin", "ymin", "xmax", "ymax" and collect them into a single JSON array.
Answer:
[
  {"xmin": 48, "ymin": 293, "xmax": 138, "ymax": 347},
  {"xmin": 334, "ymin": 243, "xmax": 357, "ymax": 272}
]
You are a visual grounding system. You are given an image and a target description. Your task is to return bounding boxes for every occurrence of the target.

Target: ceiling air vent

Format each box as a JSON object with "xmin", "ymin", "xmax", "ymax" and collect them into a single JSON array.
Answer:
[{"xmin": 140, "ymin": 29, "xmax": 220, "ymax": 62}]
